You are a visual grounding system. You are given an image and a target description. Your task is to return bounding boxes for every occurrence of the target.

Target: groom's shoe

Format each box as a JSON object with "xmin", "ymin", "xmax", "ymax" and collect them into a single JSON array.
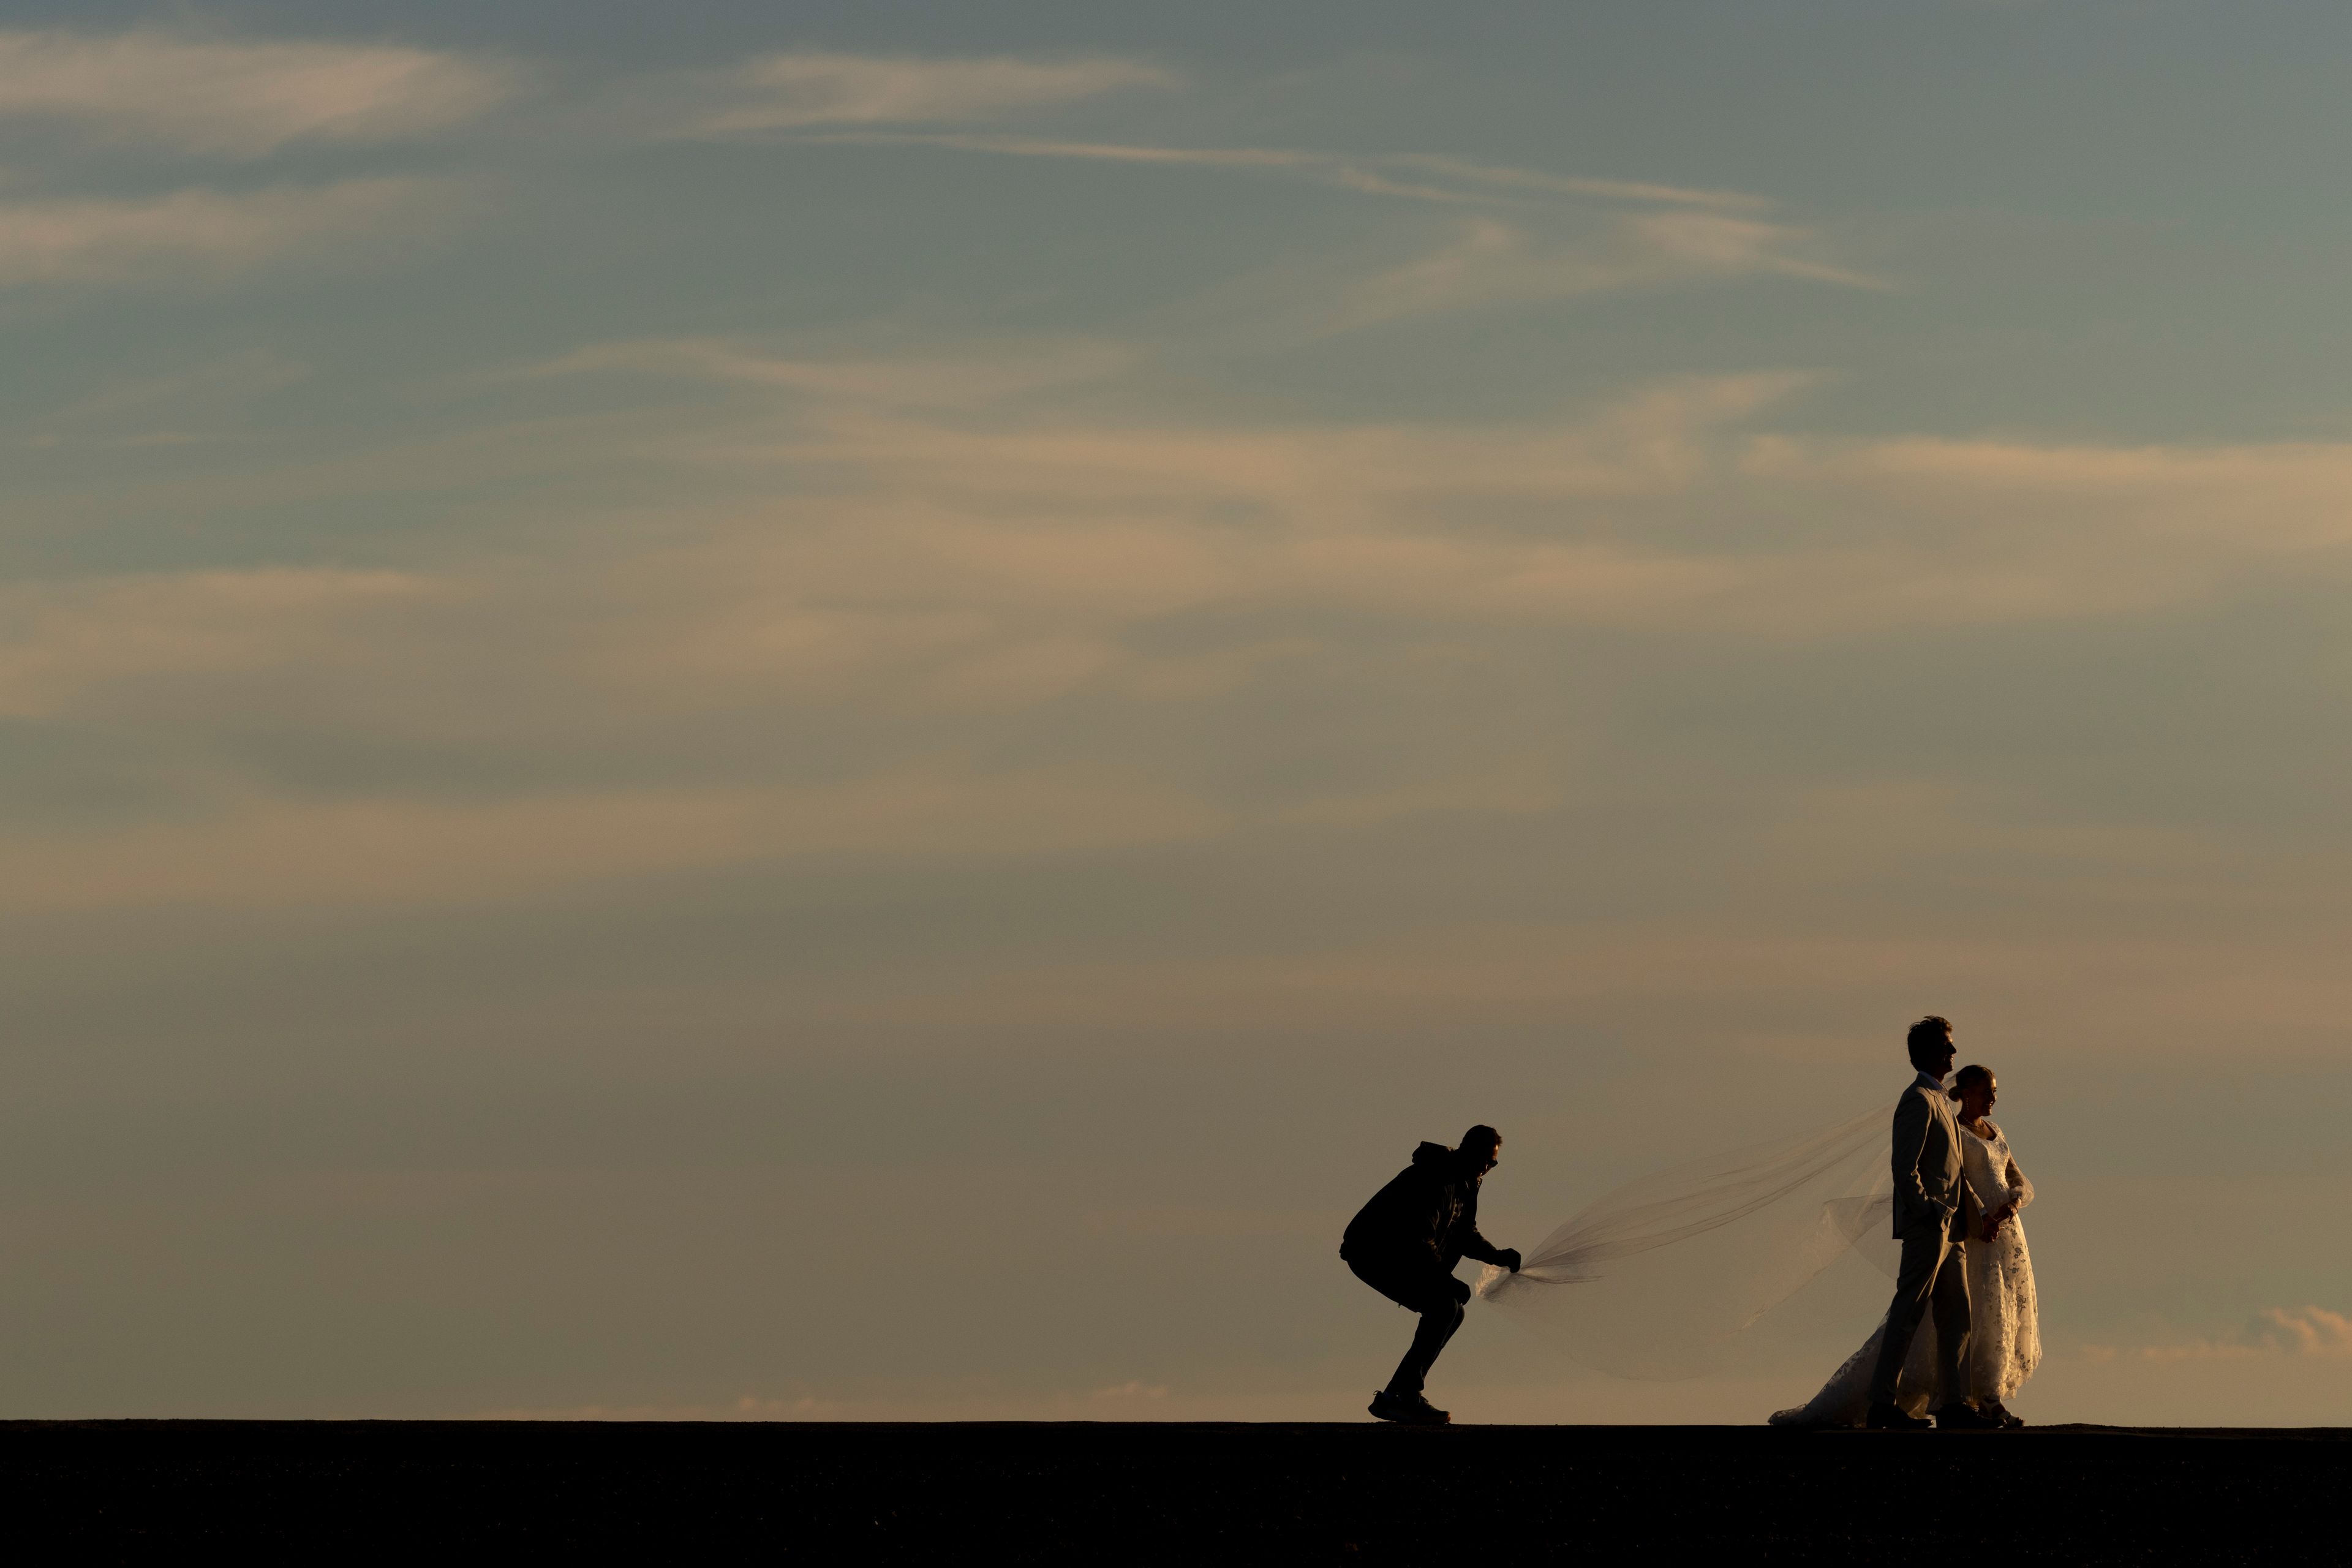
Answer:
[
  {"xmin": 1933, "ymin": 1403, "xmax": 2003, "ymax": 1431},
  {"xmin": 1368, "ymin": 1390, "xmax": 1450, "ymax": 1426},
  {"xmin": 1864, "ymin": 1403, "xmax": 1931, "ymax": 1431}
]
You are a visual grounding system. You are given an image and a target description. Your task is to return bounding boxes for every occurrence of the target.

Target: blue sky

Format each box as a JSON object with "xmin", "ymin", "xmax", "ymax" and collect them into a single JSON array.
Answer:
[{"xmin": 3, "ymin": 2, "xmax": 2351, "ymax": 1422}]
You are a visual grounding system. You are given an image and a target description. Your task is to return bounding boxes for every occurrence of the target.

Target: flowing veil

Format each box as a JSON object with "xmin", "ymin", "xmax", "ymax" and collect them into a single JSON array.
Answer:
[{"xmin": 1476, "ymin": 1103, "xmax": 1901, "ymax": 1378}]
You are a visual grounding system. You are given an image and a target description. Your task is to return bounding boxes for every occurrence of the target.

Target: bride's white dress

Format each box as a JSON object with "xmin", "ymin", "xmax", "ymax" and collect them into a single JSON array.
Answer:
[{"xmin": 1768, "ymin": 1118, "xmax": 2040, "ymax": 1425}]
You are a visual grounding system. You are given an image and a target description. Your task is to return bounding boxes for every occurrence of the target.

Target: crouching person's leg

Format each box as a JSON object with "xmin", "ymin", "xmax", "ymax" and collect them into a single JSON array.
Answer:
[
  {"xmin": 1348, "ymin": 1254, "xmax": 1464, "ymax": 1425},
  {"xmin": 1390, "ymin": 1291, "xmax": 1464, "ymax": 1397}
]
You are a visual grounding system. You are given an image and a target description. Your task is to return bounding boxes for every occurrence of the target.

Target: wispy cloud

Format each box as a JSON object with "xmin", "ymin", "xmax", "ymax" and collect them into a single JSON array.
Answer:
[
  {"xmin": 1165, "ymin": 212, "xmax": 1882, "ymax": 345},
  {"xmin": 796, "ymin": 130, "xmax": 1768, "ymax": 212},
  {"xmin": 0, "ymin": 29, "xmax": 516, "ymax": 156},
  {"xmin": 2264, "ymin": 1306, "xmax": 2352, "ymax": 1355},
  {"xmin": 2084, "ymin": 1307, "xmax": 2352, "ymax": 1363},
  {"xmin": 0, "ymin": 568, "xmax": 443, "ymax": 720},
  {"xmin": 503, "ymin": 334, "xmax": 1134, "ymax": 409},
  {"xmin": 0, "ymin": 177, "xmax": 456, "ymax": 288},
  {"xmin": 1623, "ymin": 210, "xmax": 1887, "ymax": 290},
  {"xmin": 28, "ymin": 330, "xmax": 2352, "ymax": 911},
  {"xmin": 778, "ymin": 136, "xmax": 1872, "ymax": 334},
  {"xmin": 831, "ymin": 916, "xmax": 2352, "ymax": 1036},
  {"xmin": 1382, "ymin": 153, "xmax": 1770, "ymax": 211},
  {"xmin": 0, "ymin": 763, "xmax": 1223, "ymax": 910},
  {"xmin": 1311, "ymin": 215, "xmax": 1882, "ymax": 335},
  {"xmin": 688, "ymin": 51, "xmax": 1175, "ymax": 135},
  {"xmin": 21, "ymin": 349, "xmax": 308, "ymax": 449}
]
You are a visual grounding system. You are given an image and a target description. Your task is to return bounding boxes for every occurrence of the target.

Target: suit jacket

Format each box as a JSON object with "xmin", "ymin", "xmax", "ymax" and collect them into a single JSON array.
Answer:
[{"xmin": 1889, "ymin": 1076, "xmax": 1966, "ymax": 1240}]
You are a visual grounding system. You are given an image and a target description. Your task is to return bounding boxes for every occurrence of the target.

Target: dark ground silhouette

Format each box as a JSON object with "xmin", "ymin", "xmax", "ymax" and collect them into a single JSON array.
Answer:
[{"xmin": 1, "ymin": 1419, "xmax": 2335, "ymax": 1559}]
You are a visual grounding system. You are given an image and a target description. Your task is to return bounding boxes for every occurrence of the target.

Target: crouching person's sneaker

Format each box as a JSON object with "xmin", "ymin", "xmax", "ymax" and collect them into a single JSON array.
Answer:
[
  {"xmin": 1864, "ymin": 1403, "xmax": 1932, "ymax": 1431},
  {"xmin": 1368, "ymin": 1390, "xmax": 1450, "ymax": 1425}
]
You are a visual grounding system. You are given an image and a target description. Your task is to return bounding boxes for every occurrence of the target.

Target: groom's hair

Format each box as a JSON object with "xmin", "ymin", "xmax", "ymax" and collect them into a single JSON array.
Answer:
[{"xmin": 1905, "ymin": 1015, "xmax": 1953, "ymax": 1065}]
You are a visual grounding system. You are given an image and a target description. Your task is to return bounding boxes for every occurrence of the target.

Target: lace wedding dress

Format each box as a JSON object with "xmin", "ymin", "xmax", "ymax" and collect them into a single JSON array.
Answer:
[
  {"xmin": 1957, "ymin": 1118, "xmax": 2041, "ymax": 1403},
  {"xmin": 1768, "ymin": 1119, "xmax": 2040, "ymax": 1426}
]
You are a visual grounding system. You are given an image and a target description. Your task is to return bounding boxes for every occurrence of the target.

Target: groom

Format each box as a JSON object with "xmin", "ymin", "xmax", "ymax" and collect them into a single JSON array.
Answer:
[
  {"xmin": 1868, "ymin": 1016, "xmax": 1999, "ymax": 1430},
  {"xmin": 1341, "ymin": 1125, "xmax": 1521, "ymax": 1426}
]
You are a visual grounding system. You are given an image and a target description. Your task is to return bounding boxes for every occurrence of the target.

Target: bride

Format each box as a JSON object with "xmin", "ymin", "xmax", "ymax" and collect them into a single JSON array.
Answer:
[{"xmin": 1770, "ymin": 1063, "xmax": 2041, "ymax": 1428}]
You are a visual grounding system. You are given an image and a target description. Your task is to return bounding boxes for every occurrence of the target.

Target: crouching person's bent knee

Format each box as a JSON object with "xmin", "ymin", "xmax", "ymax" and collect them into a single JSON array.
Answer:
[{"xmin": 1348, "ymin": 1255, "xmax": 1458, "ymax": 1316}]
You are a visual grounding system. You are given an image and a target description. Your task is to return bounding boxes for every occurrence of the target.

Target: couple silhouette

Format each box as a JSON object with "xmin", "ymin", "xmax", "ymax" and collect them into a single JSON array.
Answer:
[{"xmin": 1343, "ymin": 1017, "xmax": 2034, "ymax": 1428}]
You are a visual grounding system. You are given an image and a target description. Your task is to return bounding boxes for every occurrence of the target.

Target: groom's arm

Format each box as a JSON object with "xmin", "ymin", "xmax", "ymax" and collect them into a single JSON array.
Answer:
[{"xmin": 1890, "ymin": 1091, "xmax": 1934, "ymax": 1219}]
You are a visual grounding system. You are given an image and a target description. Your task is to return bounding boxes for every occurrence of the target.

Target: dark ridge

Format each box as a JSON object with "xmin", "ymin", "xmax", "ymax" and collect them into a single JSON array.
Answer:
[{"xmin": 4, "ymin": 1419, "xmax": 2335, "ymax": 1560}]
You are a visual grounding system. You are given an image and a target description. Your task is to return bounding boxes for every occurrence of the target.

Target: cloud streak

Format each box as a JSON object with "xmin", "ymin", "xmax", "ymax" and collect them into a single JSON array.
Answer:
[
  {"xmin": 689, "ymin": 51, "xmax": 1174, "ymax": 135},
  {"xmin": 0, "ymin": 29, "xmax": 515, "ymax": 155},
  {"xmin": 0, "ymin": 568, "xmax": 445, "ymax": 720},
  {"xmin": 793, "ymin": 130, "xmax": 1771, "ymax": 213},
  {"xmin": 0, "ymin": 763, "xmax": 1223, "ymax": 911},
  {"xmin": 23, "ymin": 330, "xmax": 2352, "ymax": 913},
  {"xmin": 0, "ymin": 177, "xmax": 456, "ymax": 288},
  {"xmin": 1304, "ymin": 215, "xmax": 1883, "ymax": 337},
  {"xmin": 2085, "ymin": 1307, "xmax": 2352, "ymax": 1363},
  {"xmin": 503, "ymin": 334, "xmax": 1136, "ymax": 409},
  {"xmin": 20, "ymin": 349, "xmax": 309, "ymax": 449}
]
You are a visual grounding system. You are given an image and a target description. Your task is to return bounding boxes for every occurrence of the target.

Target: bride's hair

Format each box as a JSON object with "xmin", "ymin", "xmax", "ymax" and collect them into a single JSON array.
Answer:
[{"xmin": 1953, "ymin": 1063, "xmax": 1992, "ymax": 1094}]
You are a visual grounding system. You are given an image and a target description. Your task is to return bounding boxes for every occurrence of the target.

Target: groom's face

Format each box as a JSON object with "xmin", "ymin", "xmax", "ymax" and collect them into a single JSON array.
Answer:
[{"xmin": 1919, "ymin": 1033, "xmax": 1956, "ymax": 1080}]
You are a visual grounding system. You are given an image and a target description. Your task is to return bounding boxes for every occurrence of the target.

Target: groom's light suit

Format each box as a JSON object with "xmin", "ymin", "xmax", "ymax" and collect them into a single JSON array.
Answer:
[{"xmin": 1867, "ymin": 1071, "xmax": 1971, "ymax": 1409}]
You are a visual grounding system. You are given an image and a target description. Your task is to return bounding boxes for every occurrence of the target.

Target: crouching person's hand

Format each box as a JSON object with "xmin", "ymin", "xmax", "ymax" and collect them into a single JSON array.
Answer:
[
  {"xmin": 1496, "ymin": 1248, "xmax": 1522, "ymax": 1274},
  {"xmin": 1449, "ymin": 1275, "xmax": 1472, "ymax": 1305}
]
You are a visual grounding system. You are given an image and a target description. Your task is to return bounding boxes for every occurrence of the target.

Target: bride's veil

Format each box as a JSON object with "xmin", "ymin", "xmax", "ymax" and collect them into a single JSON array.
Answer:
[{"xmin": 1476, "ymin": 1102, "xmax": 1900, "ymax": 1378}]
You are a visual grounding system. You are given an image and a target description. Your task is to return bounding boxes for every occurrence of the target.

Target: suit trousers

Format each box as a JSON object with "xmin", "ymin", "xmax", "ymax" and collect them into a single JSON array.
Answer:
[
  {"xmin": 1347, "ymin": 1254, "xmax": 1465, "ymax": 1397},
  {"xmin": 1869, "ymin": 1220, "xmax": 1970, "ymax": 1408}
]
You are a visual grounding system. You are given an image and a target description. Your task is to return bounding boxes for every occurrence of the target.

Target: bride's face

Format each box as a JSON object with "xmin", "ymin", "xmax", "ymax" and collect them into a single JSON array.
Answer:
[{"xmin": 1963, "ymin": 1075, "xmax": 1999, "ymax": 1118}]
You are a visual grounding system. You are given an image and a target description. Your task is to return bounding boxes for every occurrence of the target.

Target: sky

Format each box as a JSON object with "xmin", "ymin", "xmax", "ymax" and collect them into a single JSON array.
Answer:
[{"xmin": 4, "ymin": 1, "xmax": 2352, "ymax": 1425}]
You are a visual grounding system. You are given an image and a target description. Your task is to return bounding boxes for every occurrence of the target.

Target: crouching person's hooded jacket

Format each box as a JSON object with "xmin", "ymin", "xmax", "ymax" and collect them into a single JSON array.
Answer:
[{"xmin": 1340, "ymin": 1140, "xmax": 1512, "ymax": 1275}]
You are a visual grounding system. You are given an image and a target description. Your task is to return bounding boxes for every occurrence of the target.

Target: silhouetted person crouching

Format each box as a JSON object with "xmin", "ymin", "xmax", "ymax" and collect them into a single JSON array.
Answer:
[{"xmin": 1341, "ymin": 1125, "xmax": 1521, "ymax": 1425}]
